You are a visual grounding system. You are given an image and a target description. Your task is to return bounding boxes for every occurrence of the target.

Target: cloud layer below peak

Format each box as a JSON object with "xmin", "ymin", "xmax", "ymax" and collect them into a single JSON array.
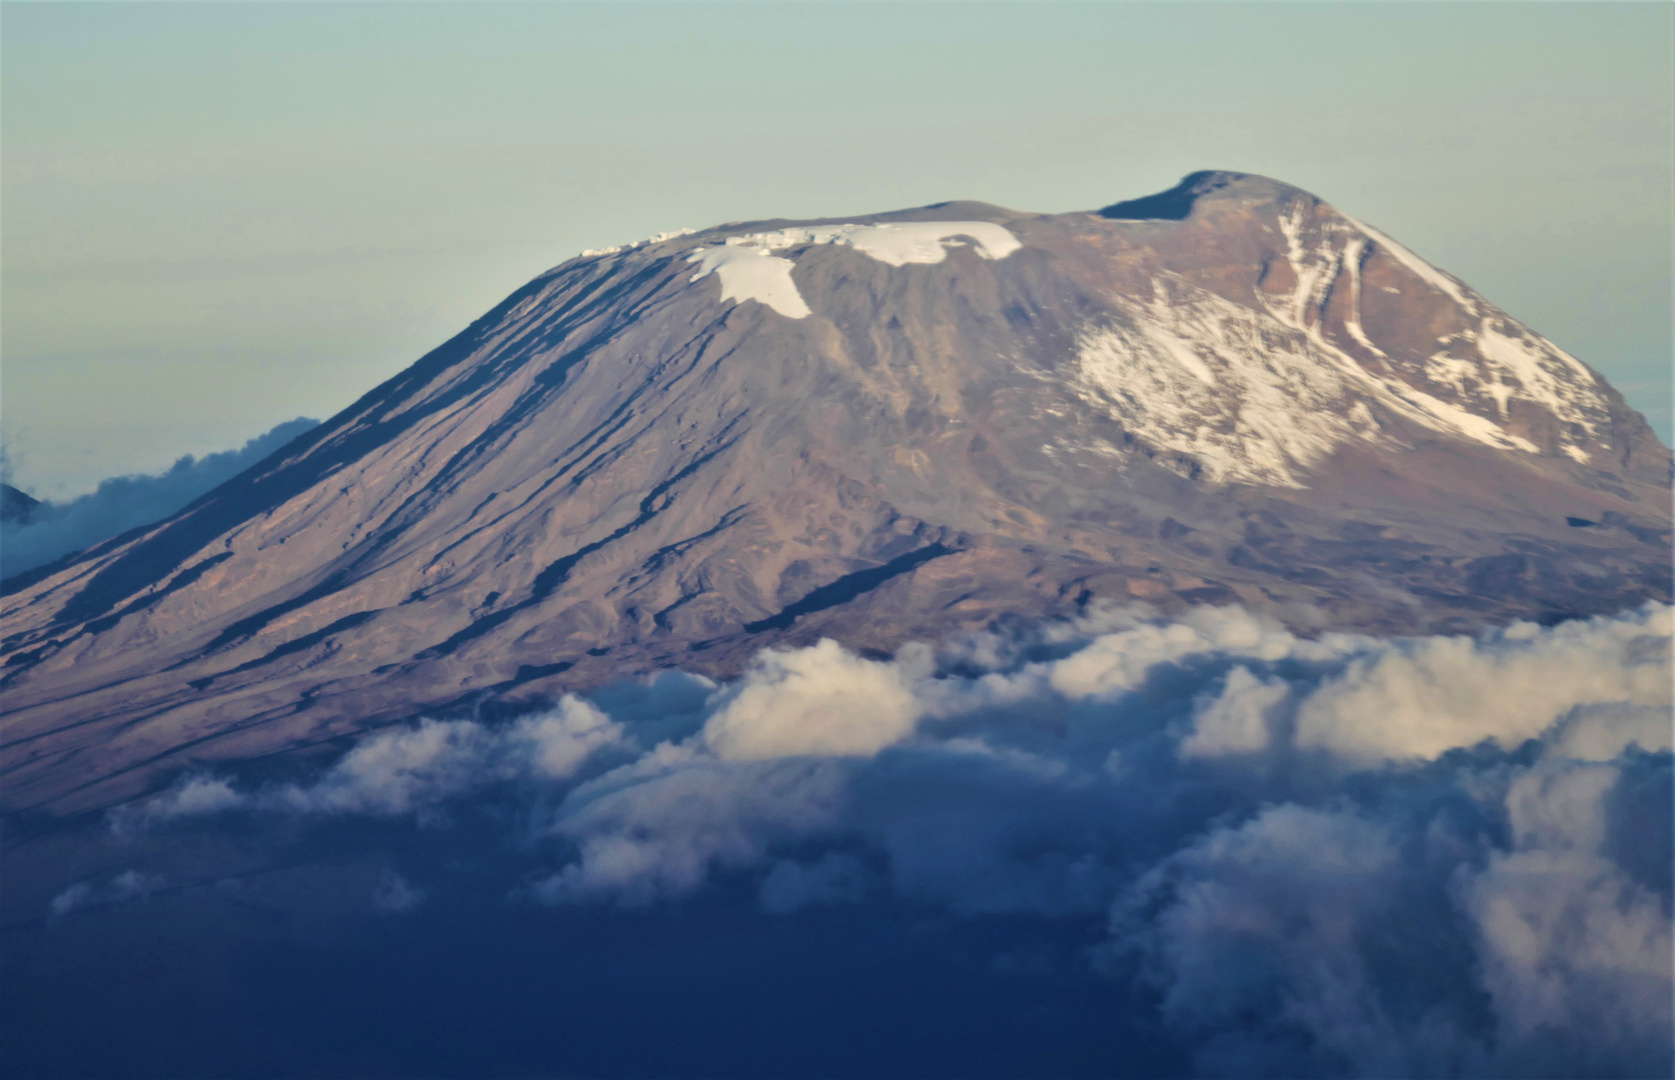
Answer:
[{"xmin": 108, "ymin": 602, "xmax": 1673, "ymax": 1077}]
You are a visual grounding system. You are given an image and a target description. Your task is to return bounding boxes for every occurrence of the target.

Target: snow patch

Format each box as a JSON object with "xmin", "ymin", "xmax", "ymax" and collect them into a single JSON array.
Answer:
[
  {"xmin": 1475, "ymin": 320, "xmax": 1599, "ymax": 427},
  {"xmin": 1068, "ymin": 262, "xmax": 1585, "ymax": 486},
  {"xmin": 581, "ymin": 228, "xmax": 696, "ymax": 259},
  {"xmin": 1340, "ymin": 238, "xmax": 1387, "ymax": 359},
  {"xmin": 1241, "ymin": 207, "xmax": 1612, "ymax": 471},
  {"xmin": 1276, "ymin": 206, "xmax": 1344, "ymax": 332},
  {"xmin": 686, "ymin": 221, "xmax": 1021, "ymax": 318},
  {"xmin": 1072, "ymin": 284, "xmax": 1371, "ymax": 488},
  {"xmin": 1343, "ymin": 214, "xmax": 1603, "ymax": 447},
  {"xmin": 720, "ymin": 222, "xmax": 1020, "ymax": 266},
  {"xmin": 1344, "ymin": 216, "xmax": 1475, "ymax": 311},
  {"xmin": 687, "ymin": 245, "xmax": 811, "ymax": 319},
  {"xmin": 836, "ymin": 221, "xmax": 1022, "ymax": 265},
  {"xmin": 1381, "ymin": 382, "xmax": 1542, "ymax": 454}
]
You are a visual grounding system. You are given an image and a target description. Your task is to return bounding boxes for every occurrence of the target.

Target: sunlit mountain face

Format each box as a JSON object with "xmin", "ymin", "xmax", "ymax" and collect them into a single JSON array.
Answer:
[{"xmin": 2, "ymin": 173, "xmax": 1669, "ymax": 1079}]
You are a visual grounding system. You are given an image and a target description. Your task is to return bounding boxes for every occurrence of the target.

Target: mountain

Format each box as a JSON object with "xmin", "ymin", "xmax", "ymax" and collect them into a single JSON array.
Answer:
[
  {"xmin": 0, "ymin": 417, "xmax": 322, "ymax": 578},
  {"xmin": 2, "ymin": 171, "xmax": 1669, "ymax": 816},
  {"xmin": 1, "ymin": 484, "xmax": 42, "ymax": 525}
]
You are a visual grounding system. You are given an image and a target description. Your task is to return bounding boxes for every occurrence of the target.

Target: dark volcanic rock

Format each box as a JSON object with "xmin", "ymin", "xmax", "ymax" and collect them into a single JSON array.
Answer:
[{"xmin": 2, "ymin": 172, "xmax": 1669, "ymax": 814}]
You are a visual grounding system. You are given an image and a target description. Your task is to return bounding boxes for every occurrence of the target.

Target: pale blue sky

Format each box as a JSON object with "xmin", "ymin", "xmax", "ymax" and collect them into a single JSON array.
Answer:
[{"xmin": 3, "ymin": 2, "xmax": 1670, "ymax": 497}]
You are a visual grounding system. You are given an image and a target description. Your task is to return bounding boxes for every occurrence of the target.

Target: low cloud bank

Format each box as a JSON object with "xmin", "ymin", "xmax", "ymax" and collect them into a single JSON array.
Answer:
[
  {"xmin": 114, "ymin": 693, "xmax": 625, "ymax": 832},
  {"xmin": 119, "ymin": 603, "xmax": 1673, "ymax": 1077},
  {"xmin": 0, "ymin": 417, "xmax": 318, "ymax": 577}
]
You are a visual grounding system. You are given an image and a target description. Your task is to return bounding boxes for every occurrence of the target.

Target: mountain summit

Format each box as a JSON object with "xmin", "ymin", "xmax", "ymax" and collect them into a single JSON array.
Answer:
[{"xmin": 3, "ymin": 171, "xmax": 1669, "ymax": 813}]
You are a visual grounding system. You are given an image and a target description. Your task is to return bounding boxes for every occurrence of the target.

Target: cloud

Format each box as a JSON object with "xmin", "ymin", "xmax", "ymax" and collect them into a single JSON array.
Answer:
[
  {"xmin": 1178, "ymin": 665, "xmax": 1291, "ymax": 757},
  {"xmin": 47, "ymin": 882, "xmax": 95, "ymax": 919},
  {"xmin": 112, "ymin": 603, "xmax": 1673, "ymax": 1076},
  {"xmin": 532, "ymin": 751, "xmax": 852, "ymax": 907},
  {"xmin": 49, "ymin": 870, "xmax": 167, "ymax": 918},
  {"xmin": 1106, "ymin": 804, "xmax": 1428, "ymax": 1076},
  {"xmin": 372, "ymin": 870, "xmax": 426, "ymax": 913},
  {"xmin": 758, "ymin": 852, "xmax": 873, "ymax": 914},
  {"xmin": 0, "ymin": 417, "xmax": 319, "ymax": 578},
  {"xmin": 1043, "ymin": 604, "xmax": 1316, "ymax": 700},
  {"xmin": 1460, "ymin": 759, "xmax": 1674, "ymax": 1074},
  {"xmin": 1103, "ymin": 749, "xmax": 1674, "ymax": 1078},
  {"xmin": 115, "ymin": 694, "xmax": 623, "ymax": 828},
  {"xmin": 701, "ymin": 638, "xmax": 931, "ymax": 760},
  {"xmin": 1290, "ymin": 606, "xmax": 1672, "ymax": 764}
]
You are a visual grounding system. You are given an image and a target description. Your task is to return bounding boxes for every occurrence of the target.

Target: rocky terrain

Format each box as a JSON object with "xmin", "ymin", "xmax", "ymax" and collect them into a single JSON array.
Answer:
[{"xmin": 2, "ymin": 170, "xmax": 1669, "ymax": 815}]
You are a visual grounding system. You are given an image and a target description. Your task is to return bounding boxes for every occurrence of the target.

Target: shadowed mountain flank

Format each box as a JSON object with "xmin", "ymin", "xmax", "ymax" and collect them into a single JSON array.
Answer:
[{"xmin": 2, "ymin": 172, "xmax": 1669, "ymax": 815}]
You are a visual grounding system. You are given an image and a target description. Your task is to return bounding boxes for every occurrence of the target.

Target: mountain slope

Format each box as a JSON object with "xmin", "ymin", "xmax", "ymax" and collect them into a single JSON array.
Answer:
[{"xmin": 2, "ymin": 171, "xmax": 1669, "ymax": 814}]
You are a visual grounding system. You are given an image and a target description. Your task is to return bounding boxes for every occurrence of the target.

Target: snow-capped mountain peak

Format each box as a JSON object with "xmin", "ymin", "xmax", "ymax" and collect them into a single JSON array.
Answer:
[{"xmin": 1, "ymin": 171, "xmax": 1666, "ymax": 816}]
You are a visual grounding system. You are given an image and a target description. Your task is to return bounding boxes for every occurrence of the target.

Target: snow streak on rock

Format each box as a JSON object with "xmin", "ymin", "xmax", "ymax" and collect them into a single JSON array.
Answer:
[
  {"xmin": 1071, "ymin": 283, "xmax": 1380, "ymax": 487},
  {"xmin": 1343, "ymin": 215, "xmax": 1606, "ymax": 458},
  {"xmin": 1069, "ymin": 203, "xmax": 1618, "ymax": 487}
]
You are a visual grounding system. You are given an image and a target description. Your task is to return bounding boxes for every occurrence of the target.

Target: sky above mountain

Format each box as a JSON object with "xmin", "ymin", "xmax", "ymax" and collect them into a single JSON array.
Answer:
[{"xmin": 2, "ymin": 2, "xmax": 1671, "ymax": 498}]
